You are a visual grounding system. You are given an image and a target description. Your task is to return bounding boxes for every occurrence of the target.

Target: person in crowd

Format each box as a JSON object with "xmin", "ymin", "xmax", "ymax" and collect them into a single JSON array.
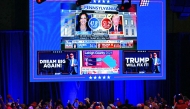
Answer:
[
  {"xmin": 144, "ymin": 102, "xmax": 150, "ymax": 109},
  {"xmin": 36, "ymin": 99, "xmax": 43, "ymax": 109},
  {"xmin": 56, "ymin": 104, "xmax": 63, "ymax": 109},
  {"xmin": 115, "ymin": 99, "xmax": 122, "ymax": 109},
  {"xmin": 90, "ymin": 102, "xmax": 104, "ymax": 109},
  {"xmin": 66, "ymin": 102, "xmax": 74, "ymax": 109},
  {"xmin": 0, "ymin": 97, "xmax": 5, "ymax": 109},
  {"xmin": 155, "ymin": 93, "xmax": 161, "ymax": 103},
  {"xmin": 6, "ymin": 103, "xmax": 12, "ymax": 109},
  {"xmin": 28, "ymin": 102, "xmax": 37, "ymax": 109},
  {"xmin": 72, "ymin": 99, "xmax": 79, "ymax": 109},
  {"xmin": 174, "ymin": 99, "xmax": 188, "ymax": 109},
  {"xmin": 20, "ymin": 104, "xmax": 27, "ymax": 109},
  {"xmin": 77, "ymin": 102, "xmax": 85, "ymax": 109},
  {"xmin": 159, "ymin": 98, "xmax": 167, "ymax": 109},
  {"xmin": 107, "ymin": 100, "xmax": 115, "ymax": 109},
  {"xmin": 146, "ymin": 97, "xmax": 153, "ymax": 106},
  {"xmin": 84, "ymin": 98, "xmax": 90, "ymax": 109},
  {"xmin": 47, "ymin": 99, "xmax": 53, "ymax": 109},
  {"xmin": 121, "ymin": 99, "xmax": 133, "ymax": 109},
  {"xmin": 11, "ymin": 103, "xmax": 17, "ymax": 109},
  {"xmin": 55, "ymin": 99, "xmax": 64, "ymax": 109}
]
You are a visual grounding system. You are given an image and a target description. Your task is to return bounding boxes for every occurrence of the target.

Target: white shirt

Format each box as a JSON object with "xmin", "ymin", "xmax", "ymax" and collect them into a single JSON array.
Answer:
[
  {"xmin": 154, "ymin": 57, "xmax": 157, "ymax": 65},
  {"xmin": 114, "ymin": 26, "xmax": 118, "ymax": 31},
  {"xmin": 71, "ymin": 58, "xmax": 74, "ymax": 66}
]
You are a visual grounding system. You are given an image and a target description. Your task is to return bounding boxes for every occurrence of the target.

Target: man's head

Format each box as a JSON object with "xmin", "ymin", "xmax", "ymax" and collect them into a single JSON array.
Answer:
[
  {"xmin": 84, "ymin": 97, "xmax": 90, "ymax": 102},
  {"xmin": 66, "ymin": 54, "xmax": 69, "ymax": 59},
  {"xmin": 150, "ymin": 53, "xmax": 152, "ymax": 58},
  {"xmin": 31, "ymin": 102, "xmax": 37, "ymax": 107},
  {"xmin": 70, "ymin": 53, "xmax": 74, "ymax": 59},
  {"xmin": 79, "ymin": 102, "xmax": 83, "ymax": 106},
  {"xmin": 112, "ymin": 14, "xmax": 120, "ymax": 26},
  {"xmin": 153, "ymin": 53, "xmax": 157, "ymax": 58}
]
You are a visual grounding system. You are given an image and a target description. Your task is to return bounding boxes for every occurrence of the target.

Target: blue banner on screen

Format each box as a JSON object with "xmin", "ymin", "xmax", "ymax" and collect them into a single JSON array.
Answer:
[
  {"xmin": 123, "ymin": 50, "xmax": 161, "ymax": 74},
  {"xmin": 30, "ymin": 0, "xmax": 166, "ymax": 81},
  {"xmin": 35, "ymin": 50, "xmax": 165, "ymax": 81},
  {"xmin": 38, "ymin": 51, "xmax": 79, "ymax": 75}
]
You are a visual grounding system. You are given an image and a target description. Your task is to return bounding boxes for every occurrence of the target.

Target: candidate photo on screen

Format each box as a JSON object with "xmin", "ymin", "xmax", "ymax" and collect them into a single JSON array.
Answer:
[
  {"xmin": 69, "ymin": 53, "xmax": 78, "ymax": 75},
  {"xmin": 75, "ymin": 12, "xmax": 91, "ymax": 33},
  {"xmin": 73, "ymin": 43, "xmax": 77, "ymax": 48},
  {"xmin": 97, "ymin": 43, "xmax": 101, "ymax": 48},
  {"xmin": 63, "ymin": 54, "xmax": 70, "ymax": 74},
  {"xmin": 153, "ymin": 52, "xmax": 161, "ymax": 73},
  {"xmin": 109, "ymin": 14, "xmax": 124, "ymax": 35}
]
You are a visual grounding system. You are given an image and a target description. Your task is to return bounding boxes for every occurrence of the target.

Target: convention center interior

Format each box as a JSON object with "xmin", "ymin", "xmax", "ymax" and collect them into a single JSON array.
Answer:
[{"xmin": 1, "ymin": 0, "xmax": 190, "ymax": 109}]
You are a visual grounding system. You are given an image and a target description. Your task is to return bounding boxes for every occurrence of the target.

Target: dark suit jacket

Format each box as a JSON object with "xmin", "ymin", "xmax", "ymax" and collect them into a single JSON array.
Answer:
[
  {"xmin": 148, "ymin": 58, "xmax": 154, "ymax": 72},
  {"xmin": 63, "ymin": 58, "xmax": 70, "ymax": 73},
  {"xmin": 109, "ymin": 24, "xmax": 123, "ymax": 32},
  {"xmin": 76, "ymin": 24, "xmax": 91, "ymax": 31}
]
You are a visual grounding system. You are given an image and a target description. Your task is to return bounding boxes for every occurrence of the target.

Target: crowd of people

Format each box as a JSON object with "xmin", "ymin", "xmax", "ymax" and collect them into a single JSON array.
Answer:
[{"xmin": 1, "ymin": 93, "xmax": 190, "ymax": 109}]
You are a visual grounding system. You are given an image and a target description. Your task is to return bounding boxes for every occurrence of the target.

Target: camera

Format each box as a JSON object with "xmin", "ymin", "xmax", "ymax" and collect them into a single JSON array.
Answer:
[{"xmin": 97, "ymin": 102, "xmax": 100, "ymax": 104}]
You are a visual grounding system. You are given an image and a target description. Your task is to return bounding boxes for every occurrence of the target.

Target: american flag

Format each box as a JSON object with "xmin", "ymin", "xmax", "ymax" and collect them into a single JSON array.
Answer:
[{"xmin": 140, "ymin": 0, "xmax": 150, "ymax": 6}]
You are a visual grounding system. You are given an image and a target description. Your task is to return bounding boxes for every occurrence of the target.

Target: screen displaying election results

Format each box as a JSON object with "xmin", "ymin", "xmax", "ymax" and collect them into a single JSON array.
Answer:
[
  {"xmin": 30, "ymin": 0, "xmax": 166, "ymax": 82},
  {"xmin": 60, "ymin": 3, "xmax": 137, "ymax": 50}
]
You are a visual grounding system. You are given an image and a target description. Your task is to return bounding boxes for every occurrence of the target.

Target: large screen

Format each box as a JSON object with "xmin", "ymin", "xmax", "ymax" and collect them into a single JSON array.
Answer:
[{"xmin": 30, "ymin": 0, "xmax": 166, "ymax": 82}]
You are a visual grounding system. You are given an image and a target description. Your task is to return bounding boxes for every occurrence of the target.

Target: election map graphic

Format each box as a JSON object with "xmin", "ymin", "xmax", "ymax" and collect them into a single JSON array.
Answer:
[{"xmin": 81, "ymin": 50, "xmax": 120, "ymax": 74}]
